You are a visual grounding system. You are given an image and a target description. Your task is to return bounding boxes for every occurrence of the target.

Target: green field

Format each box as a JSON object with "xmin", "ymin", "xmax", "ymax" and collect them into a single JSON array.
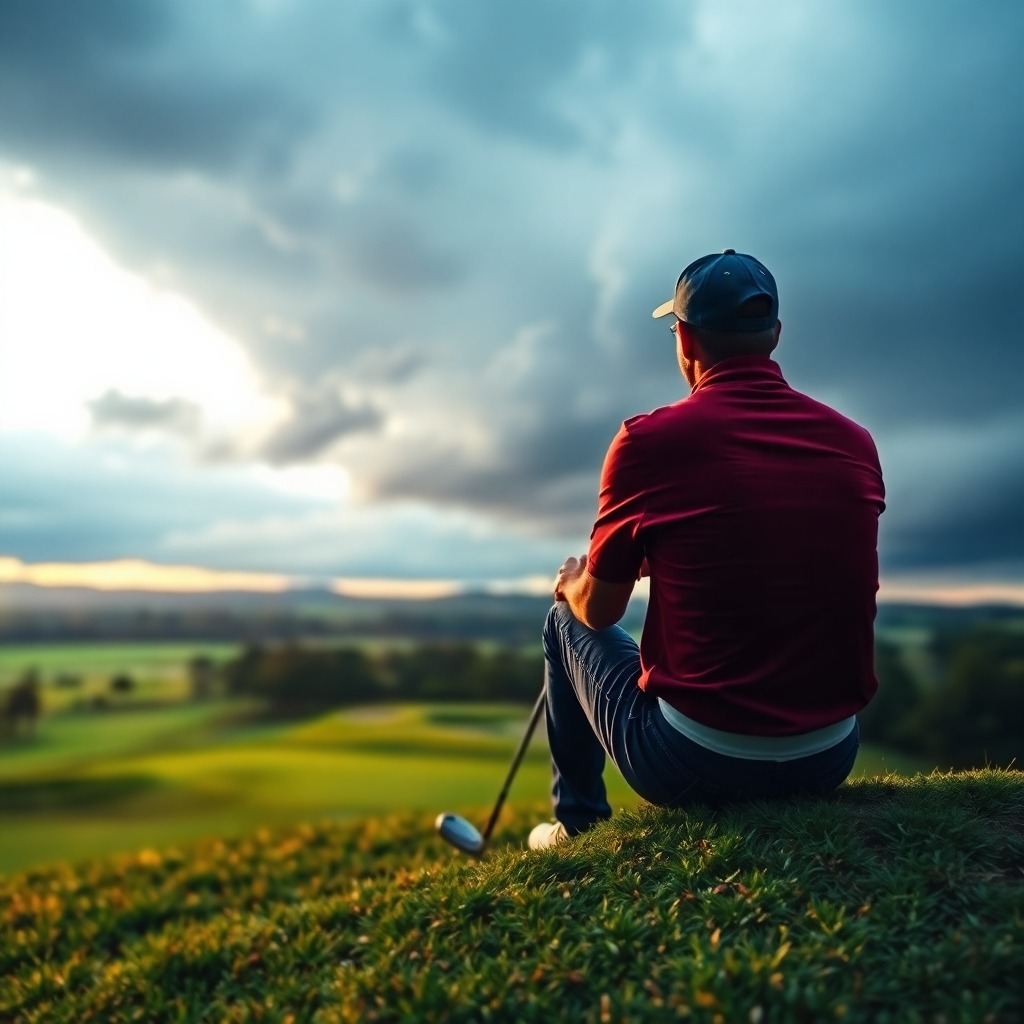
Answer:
[
  {"xmin": 0, "ymin": 696, "xmax": 930, "ymax": 876},
  {"xmin": 0, "ymin": 641, "xmax": 241, "ymax": 713},
  {"xmin": 0, "ymin": 638, "xmax": 934, "ymax": 876},
  {"xmin": 0, "ymin": 702, "xmax": 616, "ymax": 875},
  {"xmin": 0, "ymin": 641, "xmax": 241, "ymax": 679},
  {"xmin": 5, "ymin": 644, "xmax": 997, "ymax": 1022}
]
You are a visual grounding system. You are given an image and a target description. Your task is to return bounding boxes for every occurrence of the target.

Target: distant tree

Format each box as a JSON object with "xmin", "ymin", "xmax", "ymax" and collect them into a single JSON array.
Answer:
[
  {"xmin": 329, "ymin": 648, "xmax": 380, "ymax": 704},
  {"xmin": 224, "ymin": 643, "xmax": 266, "ymax": 696},
  {"xmin": 110, "ymin": 673, "xmax": 135, "ymax": 695},
  {"xmin": 222, "ymin": 643, "xmax": 383, "ymax": 713},
  {"xmin": 55, "ymin": 673, "xmax": 83, "ymax": 689},
  {"xmin": 387, "ymin": 644, "xmax": 482, "ymax": 701},
  {"xmin": 478, "ymin": 649, "xmax": 544, "ymax": 703},
  {"xmin": 859, "ymin": 641, "xmax": 920, "ymax": 749},
  {"xmin": 917, "ymin": 629, "xmax": 1024, "ymax": 768},
  {"xmin": 3, "ymin": 669, "xmax": 42, "ymax": 736},
  {"xmin": 188, "ymin": 655, "xmax": 218, "ymax": 701},
  {"xmin": 222, "ymin": 640, "xmax": 542, "ymax": 711}
]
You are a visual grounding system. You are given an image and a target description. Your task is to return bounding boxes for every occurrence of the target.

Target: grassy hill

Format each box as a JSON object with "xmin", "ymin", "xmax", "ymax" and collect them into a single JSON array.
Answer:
[{"xmin": 2, "ymin": 769, "xmax": 1022, "ymax": 1023}]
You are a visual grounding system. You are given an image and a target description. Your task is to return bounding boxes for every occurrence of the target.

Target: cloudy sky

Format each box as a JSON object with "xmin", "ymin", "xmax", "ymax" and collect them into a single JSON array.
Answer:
[{"xmin": 1, "ymin": 0, "xmax": 1022, "ymax": 599}]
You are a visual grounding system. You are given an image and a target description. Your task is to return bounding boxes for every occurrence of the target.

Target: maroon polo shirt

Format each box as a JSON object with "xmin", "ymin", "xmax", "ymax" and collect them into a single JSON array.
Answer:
[{"xmin": 587, "ymin": 356, "xmax": 885, "ymax": 736}]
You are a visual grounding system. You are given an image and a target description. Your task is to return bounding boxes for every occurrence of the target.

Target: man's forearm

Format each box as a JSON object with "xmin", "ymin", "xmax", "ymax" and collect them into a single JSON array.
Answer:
[
  {"xmin": 559, "ymin": 570, "xmax": 594, "ymax": 627},
  {"xmin": 553, "ymin": 553, "xmax": 635, "ymax": 631}
]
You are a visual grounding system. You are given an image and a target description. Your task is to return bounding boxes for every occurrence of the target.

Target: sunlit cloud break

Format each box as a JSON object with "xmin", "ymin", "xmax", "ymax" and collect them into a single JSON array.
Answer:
[
  {"xmin": 0, "ymin": 556, "xmax": 554, "ymax": 600},
  {"xmin": 5, "ymin": 556, "xmax": 1024, "ymax": 609},
  {"xmin": 0, "ymin": 557, "xmax": 292, "ymax": 594},
  {"xmin": 878, "ymin": 578, "xmax": 1024, "ymax": 609}
]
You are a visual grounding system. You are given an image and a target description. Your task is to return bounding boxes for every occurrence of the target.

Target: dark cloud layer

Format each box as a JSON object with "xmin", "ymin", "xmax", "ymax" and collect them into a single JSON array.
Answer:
[
  {"xmin": 880, "ymin": 430, "xmax": 1024, "ymax": 573},
  {"xmin": 407, "ymin": 0, "xmax": 667, "ymax": 150},
  {"xmin": 364, "ymin": 411, "xmax": 616, "ymax": 534},
  {"xmin": 1, "ymin": 0, "xmax": 1022, "ymax": 582},
  {"xmin": 342, "ymin": 213, "xmax": 466, "ymax": 290},
  {"xmin": 0, "ymin": 1, "xmax": 313, "ymax": 173},
  {"xmin": 88, "ymin": 390, "xmax": 200, "ymax": 436},
  {"xmin": 260, "ymin": 387, "xmax": 383, "ymax": 466}
]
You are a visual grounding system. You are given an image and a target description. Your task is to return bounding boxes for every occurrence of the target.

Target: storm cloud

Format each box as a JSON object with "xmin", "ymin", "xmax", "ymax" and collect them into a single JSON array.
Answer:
[
  {"xmin": 259, "ymin": 385, "xmax": 383, "ymax": 465},
  {"xmin": 88, "ymin": 390, "xmax": 201, "ymax": 436},
  {"xmin": 1, "ymin": 0, "xmax": 1022, "ymax": 585}
]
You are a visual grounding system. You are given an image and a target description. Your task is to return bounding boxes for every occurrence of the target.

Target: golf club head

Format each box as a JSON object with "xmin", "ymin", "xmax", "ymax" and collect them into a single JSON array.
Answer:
[{"xmin": 435, "ymin": 812, "xmax": 485, "ymax": 856}]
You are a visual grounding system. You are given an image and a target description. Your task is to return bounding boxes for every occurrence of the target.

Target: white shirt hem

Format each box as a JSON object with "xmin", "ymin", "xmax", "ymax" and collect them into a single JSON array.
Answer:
[{"xmin": 657, "ymin": 699, "xmax": 856, "ymax": 762}]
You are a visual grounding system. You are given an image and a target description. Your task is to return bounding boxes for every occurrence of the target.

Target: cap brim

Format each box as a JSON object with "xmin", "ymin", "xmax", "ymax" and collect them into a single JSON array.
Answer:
[{"xmin": 651, "ymin": 298, "xmax": 675, "ymax": 319}]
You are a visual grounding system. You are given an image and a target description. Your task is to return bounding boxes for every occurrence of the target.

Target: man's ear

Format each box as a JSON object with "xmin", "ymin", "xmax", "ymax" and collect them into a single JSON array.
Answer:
[
  {"xmin": 676, "ymin": 320, "xmax": 699, "ymax": 360},
  {"xmin": 770, "ymin": 319, "xmax": 782, "ymax": 352}
]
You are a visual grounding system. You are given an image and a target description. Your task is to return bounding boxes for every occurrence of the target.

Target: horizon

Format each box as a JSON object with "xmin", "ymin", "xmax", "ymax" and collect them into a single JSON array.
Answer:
[{"xmin": 3, "ymin": 555, "xmax": 1024, "ymax": 609}]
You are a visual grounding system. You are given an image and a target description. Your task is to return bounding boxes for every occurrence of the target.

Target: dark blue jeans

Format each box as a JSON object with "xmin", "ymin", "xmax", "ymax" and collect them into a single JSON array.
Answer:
[{"xmin": 542, "ymin": 602, "xmax": 860, "ymax": 835}]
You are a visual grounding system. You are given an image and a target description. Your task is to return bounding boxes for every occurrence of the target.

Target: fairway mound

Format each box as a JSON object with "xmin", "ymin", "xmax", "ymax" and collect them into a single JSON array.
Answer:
[{"xmin": 2, "ymin": 770, "xmax": 1022, "ymax": 1023}]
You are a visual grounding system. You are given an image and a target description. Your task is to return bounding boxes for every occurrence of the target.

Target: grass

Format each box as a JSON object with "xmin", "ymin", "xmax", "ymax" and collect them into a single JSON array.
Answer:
[
  {"xmin": 0, "ymin": 701, "xmax": 260, "ymax": 778},
  {"xmin": 0, "ymin": 703, "xmax": 631, "ymax": 874},
  {"xmin": 0, "ymin": 641, "xmax": 241, "ymax": 715},
  {"xmin": 1, "ymin": 769, "xmax": 1021, "ymax": 1023},
  {"xmin": 0, "ymin": 641, "xmax": 240, "ymax": 681},
  {"xmin": 0, "ymin": 702, "xmax": 930, "ymax": 876}
]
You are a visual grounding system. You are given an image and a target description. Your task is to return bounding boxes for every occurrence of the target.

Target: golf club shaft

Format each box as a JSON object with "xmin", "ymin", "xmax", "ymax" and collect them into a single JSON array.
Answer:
[{"xmin": 481, "ymin": 686, "xmax": 546, "ymax": 843}]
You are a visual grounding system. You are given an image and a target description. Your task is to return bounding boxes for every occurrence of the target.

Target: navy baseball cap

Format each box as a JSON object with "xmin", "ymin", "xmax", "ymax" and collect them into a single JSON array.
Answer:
[{"xmin": 651, "ymin": 249, "xmax": 779, "ymax": 332}]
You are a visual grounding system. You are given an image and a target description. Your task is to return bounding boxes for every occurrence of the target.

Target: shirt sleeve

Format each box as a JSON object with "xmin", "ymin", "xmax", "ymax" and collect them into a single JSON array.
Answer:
[{"xmin": 587, "ymin": 421, "xmax": 647, "ymax": 584}]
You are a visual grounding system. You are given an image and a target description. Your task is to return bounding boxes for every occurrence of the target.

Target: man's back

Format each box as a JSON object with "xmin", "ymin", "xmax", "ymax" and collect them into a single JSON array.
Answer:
[
  {"xmin": 588, "ymin": 355, "xmax": 885, "ymax": 737},
  {"xmin": 533, "ymin": 249, "xmax": 881, "ymax": 847}
]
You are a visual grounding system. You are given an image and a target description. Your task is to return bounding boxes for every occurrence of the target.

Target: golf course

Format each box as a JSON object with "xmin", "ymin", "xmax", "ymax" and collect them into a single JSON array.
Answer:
[
  {"xmin": 1, "ymin": 688, "xmax": 926, "ymax": 877},
  {"xmin": 2, "ymin": 639, "xmax": 1020, "ymax": 1021}
]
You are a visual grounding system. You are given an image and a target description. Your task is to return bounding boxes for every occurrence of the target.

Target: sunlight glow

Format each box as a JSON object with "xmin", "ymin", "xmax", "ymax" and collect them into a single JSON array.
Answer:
[
  {"xmin": 0, "ymin": 556, "xmax": 293, "ymax": 593},
  {"xmin": 0, "ymin": 186, "xmax": 281, "ymax": 440},
  {"xmin": 1, "ymin": 554, "xmax": 1021, "ymax": 606},
  {"xmin": 879, "ymin": 579, "xmax": 1024, "ymax": 607},
  {"xmin": 330, "ymin": 577, "xmax": 465, "ymax": 600}
]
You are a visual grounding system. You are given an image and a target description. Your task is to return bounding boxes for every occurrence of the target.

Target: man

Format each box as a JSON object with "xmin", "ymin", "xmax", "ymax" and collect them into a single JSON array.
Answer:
[{"xmin": 529, "ymin": 249, "xmax": 885, "ymax": 850}]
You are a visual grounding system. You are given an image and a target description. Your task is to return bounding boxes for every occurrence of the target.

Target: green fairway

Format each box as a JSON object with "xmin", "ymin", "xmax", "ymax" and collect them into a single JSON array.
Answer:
[
  {"xmin": 0, "ymin": 640, "xmax": 240, "ymax": 678},
  {"xmin": 0, "ymin": 641, "xmax": 241, "ymax": 714},
  {"xmin": 0, "ymin": 703, "xmax": 625, "ymax": 874},
  {"xmin": 0, "ymin": 699, "xmax": 931, "ymax": 876},
  {"xmin": 0, "ymin": 700, "xmax": 267, "ymax": 779}
]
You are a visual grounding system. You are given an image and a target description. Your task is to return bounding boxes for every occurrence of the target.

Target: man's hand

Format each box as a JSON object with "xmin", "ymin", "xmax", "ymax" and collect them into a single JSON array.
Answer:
[
  {"xmin": 554, "ymin": 553, "xmax": 588, "ymax": 601},
  {"xmin": 553, "ymin": 552, "xmax": 635, "ymax": 631}
]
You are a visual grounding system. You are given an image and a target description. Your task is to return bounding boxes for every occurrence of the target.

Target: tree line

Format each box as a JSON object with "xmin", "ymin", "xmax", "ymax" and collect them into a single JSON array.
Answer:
[
  {"xmin": 224, "ymin": 630, "xmax": 1021, "ymax": 768},
  {"xmin": 222, "ymin": 642, "xmax": 545, "ymax": 712},
  {"xmin": 0, "ymin": 603, "xmax": 562, "ymax": 646},
  {"xmin": 861, "ymin": 627, "xmax": 1022, "ymax": 769},
  {"xmin": 3, "ymin": 628, "xmax": 1020, "ymax": 769}
]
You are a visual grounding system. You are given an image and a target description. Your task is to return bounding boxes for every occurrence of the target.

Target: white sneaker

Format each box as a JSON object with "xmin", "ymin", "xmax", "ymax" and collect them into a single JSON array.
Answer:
[{"xmin": 528, "ymin": 821, "xmax": 570, "ymax": 850}]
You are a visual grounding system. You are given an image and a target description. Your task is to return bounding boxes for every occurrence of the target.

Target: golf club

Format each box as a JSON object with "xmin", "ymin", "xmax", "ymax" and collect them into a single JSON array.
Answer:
[{"xmin": 435, "ymin": 687, "xmax": 546, "ymax": 856}]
